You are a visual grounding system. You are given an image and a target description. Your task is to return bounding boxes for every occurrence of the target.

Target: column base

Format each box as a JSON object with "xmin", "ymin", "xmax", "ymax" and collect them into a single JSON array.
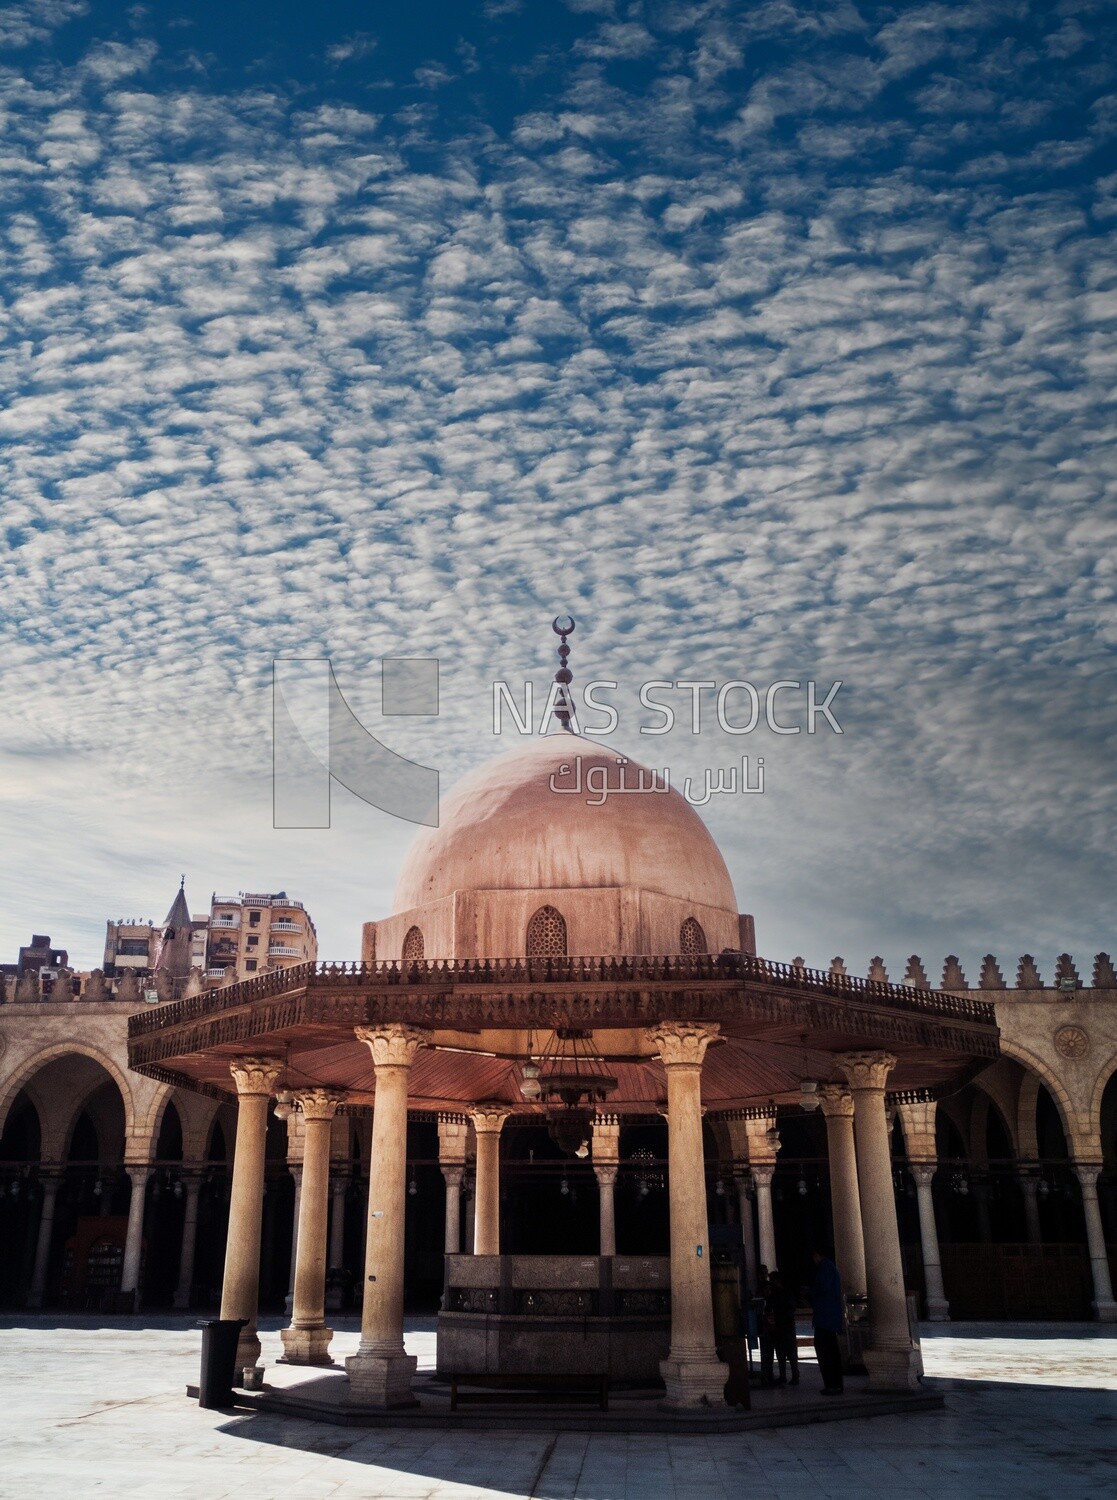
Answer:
[
  {"xmin": 233, "ymin": 1328, "xmax": 261, "ymax": 1376},
  {"xmin": 278, "ymin": 1324, "xmax": 335, "ymax": 1365},
  {"xmin": 345, "ymin": 1350, "xmax": 418, "ymax": 1409},
  {"xmin": 1091, "ymin": 1298, "xmax": 1117, "ymax": 1323},
  {"xmin": 925, "ymin": 1296, "xmax": 950, "ymax": 1322},
  {"xmin": 659, "ymin": 1354, "xmax": 729, "ymax": 1409},
  {"xmin": 864, "ymin": 1344, "xmax": 922, "ymax": 1392}
]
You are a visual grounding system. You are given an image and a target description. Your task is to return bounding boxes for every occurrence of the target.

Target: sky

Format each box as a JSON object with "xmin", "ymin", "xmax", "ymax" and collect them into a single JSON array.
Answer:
[{"xmin": 1, "ymin": 0, "xmax": 1115, "ymax": 980}]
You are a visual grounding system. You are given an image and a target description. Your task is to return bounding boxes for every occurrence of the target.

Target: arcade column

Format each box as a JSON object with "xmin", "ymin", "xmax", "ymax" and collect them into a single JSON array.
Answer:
[
  {"xmin": 648, "ymin": 1020, "xmax": 727, "ymax": 1408},
  {"xmin": 1075, "ymin": 1162, "xmax": 1117, "ymax": 1322},
  {"xmin": 221, "ymin": 1056, "xmax": 283, "ymax": 1373},
  {"xmin": 817, "ymin": 1084, "xmax": 867, "ymax": 1297},
  {"xmin": 836, "ymin": 1052, "xmax": 921, "ymax": 1390},
  {"xmin": 281, "ymin": 1088, "xmax": 345, "ymax": 1364},
  {"xmin": 470, "ymin": 1103, "xmax": 512, "ymax": 1256},
  {"xmin": 346, "ymin": 1024, "xmax": 428, "ymax": 1406}
]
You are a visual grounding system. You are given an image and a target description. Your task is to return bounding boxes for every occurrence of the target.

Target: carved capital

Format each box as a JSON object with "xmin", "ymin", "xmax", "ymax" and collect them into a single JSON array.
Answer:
[
  {"xmin": 909, "ymin": 1163, "xmax": 938, "ymax": 1189},
  {"xmin": 1075, "ymin": 1162, "xmax": 1103, "ymax": 1192},
  {"xmin": 229, "ymin": 1056, "xmax": 284, "ymax": 1097},
  {"xmin": 647, "ymin": 1020, "xmax": 720, "ymax": 1068},
  {"xmin": 836, "ymin": 1051, "xmax": 897, "ymax": 1092},
  {"xmin": 355, "ymin": 1023, "xmax": 428, "ymax": 1070},
  {"xmin": 816, "ymin": 1084, "xmax": 854, "ymax": 1119},
  {"xmin": 440, "ymin": 1164, "xmax": 465, "ymax": 1188},
  {"xmin": 594, "ymin": 1164, "xmax": 618, "ymax": 1187},
  {"xmin": 750, "ymin": 1163, "xmax": 775, "ymax": 1188},
  {"xmin": 470, "ymin": 1101, "xmax": 513, "ymax": 1135},
  {"xmin": 294, "ymin": 1087, "xmax": 345, "ymax": 1123}
]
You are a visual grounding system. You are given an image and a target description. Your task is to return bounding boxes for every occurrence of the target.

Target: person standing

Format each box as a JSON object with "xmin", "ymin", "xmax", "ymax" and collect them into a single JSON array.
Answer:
[
  {"xmin": 755, "ymin": 1265, "xmax": 776, "ymax": 1386},
  {"xmin": 810, "ymin": 1248, "xmax": 844, "ymax": 1394},
  {"xmin": 769, "ymin": 1270, "xmax": 799, "ymax": 1386}
]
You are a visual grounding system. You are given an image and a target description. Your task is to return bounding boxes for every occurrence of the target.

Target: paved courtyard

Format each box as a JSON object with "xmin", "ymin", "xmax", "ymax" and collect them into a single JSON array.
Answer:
[{"xmin": 0, "ymin": 1316, "xmax": 1113, "ymax": 1499}]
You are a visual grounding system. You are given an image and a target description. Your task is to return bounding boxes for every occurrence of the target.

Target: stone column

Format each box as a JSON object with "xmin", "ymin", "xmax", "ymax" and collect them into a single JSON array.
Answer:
[
  {"xmin": 648, "ymin": 1021, "xmax": 727, "ymax": 1407},
  {"xmin": 27, "ymin": 1173, "xmax": 61, "ymax": 1309},
  {"xmin": 733, "ymin": 1173, "xmax": 758, "ymax": 1292},
  {"xmin": 1021, "ymin": 1173, "xmax": 1043, "ymax": 1245},
  {"xmin": 837, "ymin": 1052, "xmax": 921, "ymax": 1390},
  {"xmin": 329, "ymin": 1173, "xmax": 348, "ymax": 1270},
  {"xmin": 751, "ymin": 1164, "xmax": 777, "ymax": 1272},
  {"xmin": 817, "ymin": 1085, "xmax": 867, "ymax": 1297},
  {"xmin": 593, "ymin": 1117, "xmax": 621, "ymax": 1257},
  {"xmin": 284, "ymin": 1165, "xmax": 302, "ymax": 1314},
  {"xmin": 910, "ymin": 1165, "xmax": 949, "ymax": 1321},
  {"xmin": 120, "ymin": 1165, "xmax": 152, "ymax": 1308},
  {"xmin": 463, "ymin": 1172, "xmax": 475, "ymax": 1252},
  {"xmin": 1075, "ymin": 1163, "xmax": 1117, "ymax": 1322},
  {"xmin": 438, "ymin": 1117, "xmax": 469, "ymax": 1256},
  {"xmin": 470, "ymin": 1103, "xmax": 512, "ymax": 1256},
  {"xmin": 346, "ymin": 1024, "xmax": 427, "ymax": 1407},
  {"xmin": 220, "ymin": 1056, "xmax": 283, "ymax": 1372},
  {"xmin": 173, "ymin": 1173, "xmax": 204, "ymax": 1309},
  {"xmin": 281, "ymin": 1089, "xmax": 344, "ymax": 1364}
]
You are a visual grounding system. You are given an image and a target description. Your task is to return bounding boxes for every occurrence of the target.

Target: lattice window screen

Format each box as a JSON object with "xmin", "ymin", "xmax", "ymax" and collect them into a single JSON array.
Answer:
[
  {"xmin": 526, "ymin": 905, "xmax": 567, "ymax": 957},
  {"xmin": 402, "ymin": 926, "xmax": 425, "ymax": 963},
  {"xmin": 679, "ymin": 917, "xmax": 708, "ymax": 955}
]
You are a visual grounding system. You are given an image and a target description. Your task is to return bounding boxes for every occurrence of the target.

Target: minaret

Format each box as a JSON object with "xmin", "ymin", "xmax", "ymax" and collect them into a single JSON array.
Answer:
[
  {"xmin": 153, "ymin": 876, "xmax": 194, "ymax": 988},
  {"xmin": 552, "ymin": 614, "xmax": 576, "ymax": 732}
]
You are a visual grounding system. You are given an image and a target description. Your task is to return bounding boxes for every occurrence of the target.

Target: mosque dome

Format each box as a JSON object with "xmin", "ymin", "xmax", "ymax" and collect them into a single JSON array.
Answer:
[{"xmin": 392, "ymin": 734, "xmax": 738, "ymax": 919}]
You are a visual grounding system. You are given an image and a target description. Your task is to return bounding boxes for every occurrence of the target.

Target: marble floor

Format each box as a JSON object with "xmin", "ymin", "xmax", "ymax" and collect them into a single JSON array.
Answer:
[{"xmin": 0, "ymin": 1316, "xmax": 1113, "ymax": 1499}]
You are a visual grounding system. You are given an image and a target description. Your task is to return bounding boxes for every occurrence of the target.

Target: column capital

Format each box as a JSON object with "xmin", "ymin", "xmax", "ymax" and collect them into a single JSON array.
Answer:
[
  {"xmin": 593, "ymin": 1164, "xmax": 618, "ymax": 1187},
  {"xmin": 836, "ymin": 1051, "xmax": 897, "ymax": 1091},
  {"xmin": 230, "ymin": 1056, "xmax": 284, "ymax": 1097},
  {"xmin": 909, "ymin": 1162, "xmax": 938, "ymax": 1188},
  {"xmin": 294, "ymin": 1087, "xmax": 345, "ymax": 1123},
  {"xmin": 440, "ymin": 1163, "xmax": 464, "ymax": 1186},
  {"xmin": 648, "ymin": 1020, "xmax": 720, "ymax": 1068},
  {"xmin": 355, "ymin": 1023, "xmax": 428, "ymax": 1069},
  {"xmin": 469, "ymin": 1100, "xmax": 513, "ymax": 1135},
  {"xmin": 750, "ymin": 1162, "xmax": 775, "ymax": 1187},
  {"xmin": 1074, "ymin": 1161, "xmax": 1104, "ymax": 1189},
  {"xmin": 817, "ymin": 1084, "xmax": 855, "ymax": 1119},
  {"xmin": 124, "ymin": 1163, "xmax": 152, "ymax": 1182}
]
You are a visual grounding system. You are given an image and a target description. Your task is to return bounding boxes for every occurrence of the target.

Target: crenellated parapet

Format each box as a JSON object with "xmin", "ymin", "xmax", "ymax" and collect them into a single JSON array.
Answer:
[{"xmin": 838, "ymin": 950, "xmax": 1117, "ymax": 994}]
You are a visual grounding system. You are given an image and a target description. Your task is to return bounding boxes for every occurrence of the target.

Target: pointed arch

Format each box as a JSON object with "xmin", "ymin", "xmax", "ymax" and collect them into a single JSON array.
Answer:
[
  {"xmin": 526, "ymin": 905, "xmax": 567, "ymax": 957},
  {"xmin": 997, "ymin": 1038, "xmax": 1085, "ymax": 1154},
  {"xmin": 0, "ymin": 1044, "xmax": 137, "ymax": 1141}
]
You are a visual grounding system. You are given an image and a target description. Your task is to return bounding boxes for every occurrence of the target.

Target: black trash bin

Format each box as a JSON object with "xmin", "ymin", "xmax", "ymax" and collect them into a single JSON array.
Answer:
[{"xmin": 198, "ymin": 1318, "xmax": 247, "ymax": 1409}]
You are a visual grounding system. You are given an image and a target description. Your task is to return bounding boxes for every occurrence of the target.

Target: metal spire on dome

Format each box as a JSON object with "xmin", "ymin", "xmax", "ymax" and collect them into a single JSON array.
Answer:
[{"xmin": 552, "ymin": 614, "xmax": 576, "ymax": 732}]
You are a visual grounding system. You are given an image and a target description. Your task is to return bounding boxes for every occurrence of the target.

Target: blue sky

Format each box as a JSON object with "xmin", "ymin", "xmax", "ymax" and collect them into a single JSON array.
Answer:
[{"xmin": 1, "ymin": 0, "xmax": 1115, "ymax": 979}]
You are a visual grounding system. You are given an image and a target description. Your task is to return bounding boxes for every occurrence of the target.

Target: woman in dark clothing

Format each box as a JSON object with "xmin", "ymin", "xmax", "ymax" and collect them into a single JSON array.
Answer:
[
  {"xmin": 768, "ymin": 1271, "xmax": 799, "ymax": 1385},
  {"xmin": 810, "ymin": 1249, "xmax": 845, "ymax": 1394}
]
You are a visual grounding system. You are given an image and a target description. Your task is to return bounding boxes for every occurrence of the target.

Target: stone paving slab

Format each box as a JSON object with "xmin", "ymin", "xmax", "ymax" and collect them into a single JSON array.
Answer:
[{"xmin": 0, "ymin": 1316, "xmax": 1114, "ymax": 1498}]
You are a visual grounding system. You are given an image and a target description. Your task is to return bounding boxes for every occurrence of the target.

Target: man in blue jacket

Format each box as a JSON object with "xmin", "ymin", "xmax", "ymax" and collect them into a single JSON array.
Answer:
[{"xmin": 810, "ymin": 1248, "xmax": 844, "ymax": 1394}]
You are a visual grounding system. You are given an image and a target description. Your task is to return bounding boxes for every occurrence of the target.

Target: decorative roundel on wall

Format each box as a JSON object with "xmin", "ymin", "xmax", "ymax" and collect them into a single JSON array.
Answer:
[{"xmin": 1053, "ymin": 1025, "xmax": 1090, "ymax": 1060}]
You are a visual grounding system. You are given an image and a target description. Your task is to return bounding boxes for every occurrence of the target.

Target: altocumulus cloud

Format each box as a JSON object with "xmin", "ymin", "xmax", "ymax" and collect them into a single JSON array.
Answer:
[{"xmin": 0, "ymin": 0, "xmax": 1115, "ymax": 981}]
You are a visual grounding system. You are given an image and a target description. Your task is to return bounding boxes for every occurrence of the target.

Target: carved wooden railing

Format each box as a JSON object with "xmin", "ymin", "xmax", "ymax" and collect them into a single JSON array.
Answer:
[{"xmin": 128, "ymin": 950, "xmax": 997, "ymax": 1038}]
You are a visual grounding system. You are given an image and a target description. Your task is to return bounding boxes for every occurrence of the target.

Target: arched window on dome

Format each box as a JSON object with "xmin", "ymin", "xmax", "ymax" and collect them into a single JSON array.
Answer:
[
  {"xmin": 402, "ymin": 926, "xmax": 425, "ymax": 964},
  {"xmin": 679, "ymin": 917, "xmax": 708, "ymax": 955},
  {"xmin": 526, "ymin": 906, "xmax": 567, "ymax": 958}
]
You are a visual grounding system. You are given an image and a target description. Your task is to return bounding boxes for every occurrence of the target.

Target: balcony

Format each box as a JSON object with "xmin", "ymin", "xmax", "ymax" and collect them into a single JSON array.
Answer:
[
  {"xmin": 271, "ymin": 921, "xmax": 303, "ymax": 933},
  {"xmin": 268, "ymin": 945, "xmax": 302, "ymax": 958},
  {"xmin": 206, "ymin": 967, "xmax": 227, "ymax": 978}
]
